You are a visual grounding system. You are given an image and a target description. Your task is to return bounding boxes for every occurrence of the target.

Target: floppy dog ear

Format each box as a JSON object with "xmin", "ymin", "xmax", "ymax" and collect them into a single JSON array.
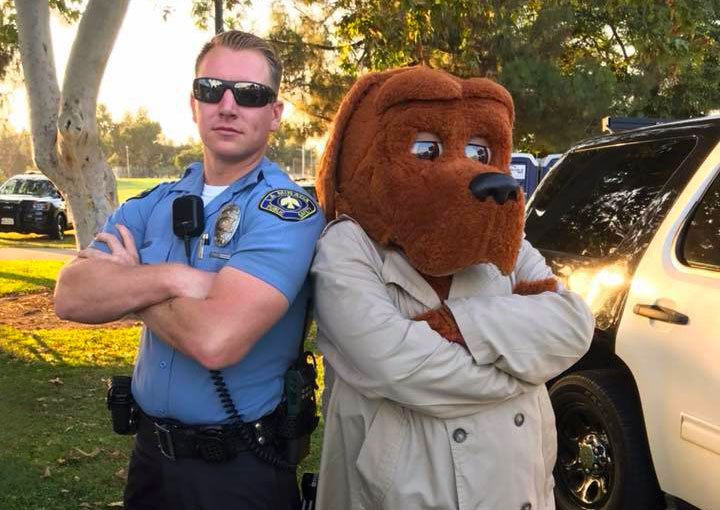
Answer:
[{"xmin": 316, "ymin": 68, "xmax": 409, "ymax": 222}]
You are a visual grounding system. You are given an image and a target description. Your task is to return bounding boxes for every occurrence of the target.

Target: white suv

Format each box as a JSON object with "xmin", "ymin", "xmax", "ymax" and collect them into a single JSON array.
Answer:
[
  {"xmin": 525, "ymin": 117, "xmax": 720, "ymax": 510},
  {"xmin": 0, "ymin": 173, "xmax": 71, "ymax": 240}
]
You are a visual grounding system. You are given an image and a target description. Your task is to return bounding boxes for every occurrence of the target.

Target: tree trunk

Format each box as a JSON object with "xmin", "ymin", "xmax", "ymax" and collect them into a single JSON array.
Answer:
[
  {"xmin": 214, "ymin": 0, "xmax": 223, "ymax": 34},
  {"xmin": 14, "ymin": 0, "xmax": 129, "ymax": 249}
]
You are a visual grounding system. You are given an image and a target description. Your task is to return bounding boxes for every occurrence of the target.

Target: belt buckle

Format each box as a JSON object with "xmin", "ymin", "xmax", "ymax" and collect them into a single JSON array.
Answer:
[{"xmin": 153, "ymin": 422, "xmax": 176, "ymax": 462}]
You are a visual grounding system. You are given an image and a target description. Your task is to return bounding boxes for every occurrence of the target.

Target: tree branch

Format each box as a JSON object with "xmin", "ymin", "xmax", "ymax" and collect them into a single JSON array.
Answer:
[
  {"xmin": 269, "ymin": 37, "xmax": 365, "ymax": 52},
  {"xmin": 59, "ymin": 0, "xmax": 128, "ymax": 211},
  {"xmin": 608, "ymin": 22, "xmax": 629, "ymax": 62},
  {"xmin": 14, "ymin": 0, "xmax": 60, "ymax": 178},
  {"xmin": 285, "ymin": 97, "xmax": 333, "ymax": 122},
  {"xmin": 61, "ymin": 0, "xmax": 129, "ymax": 141}
]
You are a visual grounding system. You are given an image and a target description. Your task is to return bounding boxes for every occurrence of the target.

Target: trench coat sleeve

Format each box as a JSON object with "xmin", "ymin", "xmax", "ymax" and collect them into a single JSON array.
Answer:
[
  {"xmin": 312, "ymin": 223, "xmax": 529, "ymax": 419},
  {"xmin": 446, "ymin": 239, "xmax": 594, "ymax": 385}
]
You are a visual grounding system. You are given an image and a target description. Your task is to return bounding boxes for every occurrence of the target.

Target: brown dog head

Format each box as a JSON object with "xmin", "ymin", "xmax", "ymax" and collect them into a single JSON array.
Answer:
[{"xmin": 316, "ymin": 67, "xmax": 525, "ymax": 276}]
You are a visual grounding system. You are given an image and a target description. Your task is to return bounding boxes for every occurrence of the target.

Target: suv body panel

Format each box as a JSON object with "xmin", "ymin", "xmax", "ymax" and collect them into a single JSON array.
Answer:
[
  {"xmin": 525, "ymin": 117, "xmax": 720, "ymax": 508},
  {"xmin": 616, "ymin": 141, "xmax": 720, "ymax": 510}
]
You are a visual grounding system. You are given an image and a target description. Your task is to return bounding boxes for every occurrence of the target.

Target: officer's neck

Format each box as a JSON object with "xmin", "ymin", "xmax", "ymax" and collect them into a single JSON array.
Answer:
[{"xmin": 203, "ymin": 150, "xmax": 264, "ymax": 186}]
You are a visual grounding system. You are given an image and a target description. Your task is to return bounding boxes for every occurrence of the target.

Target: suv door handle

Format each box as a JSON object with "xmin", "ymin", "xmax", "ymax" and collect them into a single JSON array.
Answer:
[{"xmin": 633, "ymin": 304, "xmax": 689, "ymax": 325}]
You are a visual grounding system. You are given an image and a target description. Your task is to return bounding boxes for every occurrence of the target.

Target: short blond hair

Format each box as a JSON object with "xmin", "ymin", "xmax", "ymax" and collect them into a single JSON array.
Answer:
[{"xmin": 195, "ymin": 31, "xmax": 282, "ymax": 93}]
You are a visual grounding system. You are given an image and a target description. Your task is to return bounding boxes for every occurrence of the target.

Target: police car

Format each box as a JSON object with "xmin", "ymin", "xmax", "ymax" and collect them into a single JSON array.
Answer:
[
  {"xmin": 525, "ymin": 117, "xmax": 720, "ymax": 510},
  {"xmin": 0, "ymin": 172, "xmax": 71, "ymax": 240}
]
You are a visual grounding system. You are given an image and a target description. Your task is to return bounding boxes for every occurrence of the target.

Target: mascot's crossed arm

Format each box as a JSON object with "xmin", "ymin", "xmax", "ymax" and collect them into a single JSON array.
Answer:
[{"xmin": 310, "ymin": 67, "xmax": 594, "ymax": 510}]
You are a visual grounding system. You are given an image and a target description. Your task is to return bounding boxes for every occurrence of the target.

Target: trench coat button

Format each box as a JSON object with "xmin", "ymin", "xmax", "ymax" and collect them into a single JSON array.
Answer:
[
  {"xmin": 452, "ymin": 428, "xmax": 467, "ymax": 443},
  {"xmin": 514, "ymin": 413, "xmax": 525, "ymax": 427},
  {"xmin": 521, "ymin": 503, "xmax": 532, "ymax": 510}
]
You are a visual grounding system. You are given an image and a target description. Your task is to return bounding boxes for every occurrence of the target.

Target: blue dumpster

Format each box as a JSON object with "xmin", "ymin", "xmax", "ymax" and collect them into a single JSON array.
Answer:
[
  {"xmin": 539, "ymin": 153, "xmax": 563, "ymax": 182},
  {"xmin": 510, "ymin": 153, "xmax": 539, "ymax": 197}
]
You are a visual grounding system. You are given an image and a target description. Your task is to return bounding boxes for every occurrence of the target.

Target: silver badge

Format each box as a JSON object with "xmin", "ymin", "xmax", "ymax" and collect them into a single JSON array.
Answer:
[{"xmin": 214, "ymin": 204, "xmax": 241, "ymax": 247}]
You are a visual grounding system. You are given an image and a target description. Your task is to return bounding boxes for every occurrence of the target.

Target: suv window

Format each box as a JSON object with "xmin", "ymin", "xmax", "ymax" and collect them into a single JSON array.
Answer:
[
  {"xmin": 526, "ymin": 138, "xmax": 696, "ymax": 258},
  {"xmin": 0, "ymin": 178, "xmax": 51, "ymax": 197},
  {"xmin": 681, "ymin": 172, "xmax": 720, "ymax": 271}
]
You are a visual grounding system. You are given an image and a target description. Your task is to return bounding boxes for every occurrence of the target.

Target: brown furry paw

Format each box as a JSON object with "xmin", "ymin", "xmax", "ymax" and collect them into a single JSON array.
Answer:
[
  {"xmin": 412, "ymin": 305, "xmax": 466, "ymax": 346},
  {"xmin": 513, "ymin": 277, "xmax": 557, "ymax": 295}
]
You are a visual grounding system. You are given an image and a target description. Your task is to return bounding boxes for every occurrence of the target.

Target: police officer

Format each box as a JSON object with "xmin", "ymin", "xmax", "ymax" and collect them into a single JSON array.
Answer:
[{"xmin": 54, "ymin": 31, "xmax": 325, "ymax": 510}]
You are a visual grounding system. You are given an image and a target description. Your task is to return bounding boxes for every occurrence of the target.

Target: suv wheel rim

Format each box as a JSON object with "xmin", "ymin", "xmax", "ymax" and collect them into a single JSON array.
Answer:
[{"xmin": 555, "ymin": 402, "xmax": 614, "ymax": 507}]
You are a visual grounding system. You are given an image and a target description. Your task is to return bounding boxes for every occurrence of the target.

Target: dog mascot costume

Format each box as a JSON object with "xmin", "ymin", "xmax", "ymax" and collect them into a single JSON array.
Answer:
[{"xmin": 310, "ymin": 67, "xmax": 594, "ymax": 510}]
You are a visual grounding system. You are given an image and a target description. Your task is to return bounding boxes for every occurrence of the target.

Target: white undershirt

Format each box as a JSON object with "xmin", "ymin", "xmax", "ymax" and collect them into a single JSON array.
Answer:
[{"xmin": 201, "ymin": 184, "xmax": 229, "ymax": 206}]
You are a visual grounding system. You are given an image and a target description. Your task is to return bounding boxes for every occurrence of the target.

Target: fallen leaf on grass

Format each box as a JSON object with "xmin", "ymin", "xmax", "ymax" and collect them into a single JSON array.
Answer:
[
  {"xmin": 114, "ymin": 468, "xmax": 126, "ymax": 480},
  {"xmin": 107, "ymin": 502, "xmax": 124, "ymax": 507},
  {"xmin": 60, "ymin": 488, "xmax": 70, "ymax": 494},
  {"xmin": 79, "ymin": 503, "xmax": 92, "ymax": 508},
  {"xmin": 73, "ymin": 447, "xmax": 100, "ymax": 457},
  {"xmin": 42, "ymin": 466, "xmax": 51, "ymax": 478},
  {"xmin": 49, "ymin": 377, "xmax": 64, "ymax": 385}
]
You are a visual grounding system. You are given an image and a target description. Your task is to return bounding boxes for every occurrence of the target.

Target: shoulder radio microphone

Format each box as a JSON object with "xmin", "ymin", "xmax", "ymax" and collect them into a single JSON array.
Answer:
[{"xmin": 172, "ymin": 195, "xmax": 204, "ymax": 263}]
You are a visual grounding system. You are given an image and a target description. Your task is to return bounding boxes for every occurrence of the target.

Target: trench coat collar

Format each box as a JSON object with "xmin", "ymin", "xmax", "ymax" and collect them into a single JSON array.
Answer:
[
  {"xmin": 380, "ymin": 248, "xmax": 443, "ymax": 310},
  {"xmin": 328, "ymin": 215, "xmax": 504, "ymax": 309}
]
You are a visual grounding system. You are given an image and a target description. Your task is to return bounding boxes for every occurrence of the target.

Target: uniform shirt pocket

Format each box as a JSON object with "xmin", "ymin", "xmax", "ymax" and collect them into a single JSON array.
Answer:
[{"xmin": 138, "ymin": 238, "xmax": 169, "ymax": 265}]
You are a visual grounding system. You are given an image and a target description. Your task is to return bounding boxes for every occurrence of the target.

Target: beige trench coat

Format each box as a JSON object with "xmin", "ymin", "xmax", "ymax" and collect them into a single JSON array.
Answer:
[{"xmin": 312, "ymin": 217, "xmax": 594, "ymax": 510}]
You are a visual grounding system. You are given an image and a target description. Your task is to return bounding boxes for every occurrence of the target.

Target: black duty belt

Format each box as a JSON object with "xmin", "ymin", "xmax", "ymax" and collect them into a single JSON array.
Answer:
[{"xmin": 137, "ymin": 410, "xmax": 277, "ymax": 463}]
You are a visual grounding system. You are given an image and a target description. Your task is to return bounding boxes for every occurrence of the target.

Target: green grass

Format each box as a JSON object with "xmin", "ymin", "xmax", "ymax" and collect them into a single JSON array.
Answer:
[
  {"xmin": 0, "ymin": 232, "xmax": 77, "ymax": 250},
  {"xmin": 0, "ymin": 324, "xmax": 324, "ymax": 509},
  {"xmin": 116, "ymin": 178, "xmax": 172, "ymax": 204},
  {"xmin": 0, "ymin": 327, "xmax": 139, "ymax": 510},
  {"xmin": 0, "ymin": 260, "xmax": 64, "ymax": 296}
]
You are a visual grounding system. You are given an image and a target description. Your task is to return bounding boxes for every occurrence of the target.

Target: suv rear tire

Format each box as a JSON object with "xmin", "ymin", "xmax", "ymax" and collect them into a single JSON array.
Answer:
[
  {"xmin": 549, "ymin": 370, "xmax": 664, "ymax": 510},
  {"xmin": 50, "ymin": 213, "xmax": 66, "ymax": 241}
]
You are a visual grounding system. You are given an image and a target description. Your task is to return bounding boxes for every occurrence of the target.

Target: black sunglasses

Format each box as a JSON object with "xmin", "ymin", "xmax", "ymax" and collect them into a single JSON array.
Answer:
[{"xmin": 192, "ymin": 77, "xmax": 277, "ymax": 107}]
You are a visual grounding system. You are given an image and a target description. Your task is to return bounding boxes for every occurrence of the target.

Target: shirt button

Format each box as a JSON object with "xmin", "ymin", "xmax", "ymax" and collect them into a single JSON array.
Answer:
[
  {"xmin": 521, "ymin": 503, "xmax": 532, "ymax": 510},
  {"xmin": 514, "ymin": 413, "xmax": 525, "ymax": 427},
  {"xmin": 452, "ymin": 428, "xmax": 467, "ymax": 443},
  {"xmin": 159, "ymin": 361, "xmax": 167, "ymax": 369}
]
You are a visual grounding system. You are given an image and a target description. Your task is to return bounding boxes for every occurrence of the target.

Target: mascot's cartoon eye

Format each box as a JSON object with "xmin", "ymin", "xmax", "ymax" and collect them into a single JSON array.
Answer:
[
  {"xmin": 411, "ymin": 141, "xmax": 442, "ymax": 161},
  {"xmin": 465, "ymin": 144, "xmax": 491, "ymax": 164}
]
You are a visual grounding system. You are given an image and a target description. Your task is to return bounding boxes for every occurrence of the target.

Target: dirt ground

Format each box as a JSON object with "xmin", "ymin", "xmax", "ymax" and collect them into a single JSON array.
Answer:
[{"xmin": 0, "ymin": 290, "xmax": 141, "ymax": 330}]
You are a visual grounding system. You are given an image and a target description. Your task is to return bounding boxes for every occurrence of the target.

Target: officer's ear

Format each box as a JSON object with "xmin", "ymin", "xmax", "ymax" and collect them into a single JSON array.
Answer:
[
  {"xmin": 269, "ymin": 101, "xmax": 284, "ymax": 132},
  {"xmin": 190, "ymin": 92, "xmax": 198, "ymax": 124}
]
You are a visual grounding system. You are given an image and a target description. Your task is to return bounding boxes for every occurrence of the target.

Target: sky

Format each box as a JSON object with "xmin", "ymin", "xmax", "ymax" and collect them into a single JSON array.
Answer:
[{"xmin": 6, "ymin": 0, "xmax": 278, "ymax": 145}]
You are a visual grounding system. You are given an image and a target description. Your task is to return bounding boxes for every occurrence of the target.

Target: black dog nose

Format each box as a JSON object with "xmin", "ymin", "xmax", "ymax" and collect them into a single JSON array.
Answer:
[{"xmin": 468, "ymin": 172, "xmax": 520, "ymax": 205}]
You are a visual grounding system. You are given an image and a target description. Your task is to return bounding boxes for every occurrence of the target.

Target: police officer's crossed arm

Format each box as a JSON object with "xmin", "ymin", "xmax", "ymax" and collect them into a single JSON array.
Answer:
[
  {"xmin": 138, "ymin": 264, "xmax": 289, "ymax": 369},
  {"xmin": 54, "ymin": 225, "xmax": 216, "ymax": 324},
  {"xmin": 56, "ymin": 225, "xmax": 288, "ymax": 369}
]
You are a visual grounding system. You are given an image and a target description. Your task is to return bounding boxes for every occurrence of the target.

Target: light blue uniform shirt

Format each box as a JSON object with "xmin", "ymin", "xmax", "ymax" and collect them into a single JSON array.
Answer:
[{"xmin": 93, "ymin": 159, "xmax": 325, "ymax": 424}]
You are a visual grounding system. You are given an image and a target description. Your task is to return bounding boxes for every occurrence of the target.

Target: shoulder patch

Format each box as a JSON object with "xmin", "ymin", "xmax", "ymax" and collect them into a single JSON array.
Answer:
[
  {"xmin": 258, "ymin": 189, "xmax": 317, "ymax": 221},
  {"xmin": 126, "ymin": 182, "xmax": 174, "ymax": 202}
]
